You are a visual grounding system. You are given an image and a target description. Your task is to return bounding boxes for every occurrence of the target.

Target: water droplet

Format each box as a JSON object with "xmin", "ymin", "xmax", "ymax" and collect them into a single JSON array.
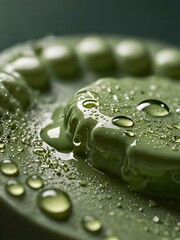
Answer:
[
  {"xmin": 124, "ymin": 130, "xmax": 135, "ymax": 137},
  {"xmin": 33, "ymin": 147, "xmax": 46, "ymax": 156},
  {"xmin": 176, "ymin": 108, "xmax": 180, "ymax": 114},
  {"xmin": 153, "ymin": 216, "xmax": 160, "ymax": 223},
  {"xmin": 82, "ymin": 215, "xmax": 102, "ymax": 233},
  {"xmin": 6, "ymin": 180, "xmax": 25, "ymax": 197},
  {"xmin": 78, "ymin": 179, "xmax": 88, "ymax": 187},
  {"xmin": 0, "ymin": 142, "xmax": 5, "ymax": 150},
  {"xmin": 0, "ymin": 159, "xmax": 19, "ymax": 176},
  {"xmin": 37, "ymin": 189, "xmax": 72, "ymax": 220},
  {"xmin": 137, "ymin": 99, "xmax": 170, "ymax": 117},
  {"xmin": 112, "ymin": 116, "xmax": 134, "ymax": 127},
  {"xmin": 83, "ymin": 100, "xmax": 98, "ymax": 108},
  {"xmin": 26, "ymin": 175, "xmax": 44, "ymax": 190}
]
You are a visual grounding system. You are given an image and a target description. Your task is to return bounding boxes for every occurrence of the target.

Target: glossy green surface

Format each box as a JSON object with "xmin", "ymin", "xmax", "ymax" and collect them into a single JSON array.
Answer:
[
  {"xmin": 0, "ymin": 35, "xmax": 180, "ymax": 240},
  {"xmin": 41, "ymin": 76, "xmax": 180, "ymax": 198}
]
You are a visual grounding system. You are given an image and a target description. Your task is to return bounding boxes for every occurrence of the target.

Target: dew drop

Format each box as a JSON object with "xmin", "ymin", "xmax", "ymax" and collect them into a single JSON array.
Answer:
[
  {"xmin": 124, "ymin": 130, "xmax": 135, "ymax": 137},
  {"xmin": 0, "ymin": 142, "xmax": 5, "ymax": 150},
  {"xmin": 6, "ymin": 180, "xmax": 25, "ymax": 197},
  {"xmin": 0, "ymin": 159, "xmax": 19, "ymax": 176},
  {"xmin": 82, "ymin": 215, "xmax": 102, "ymax": 233},
  {"xmin": 137, "ymin": 99, "xmax": 170, "ymax": 117},
  {"xmin": 112, "ymin": 116, "xmax": 134, "ymax": 127},
  {"xmin": 37, "ymin": 189, "xmax": 72, "ymax": 220},
  {"xmin": 78, "ymin": 179, "xmax": 88, "ymax": 187},
  {"xmin": 33, "ymin": 147, "xmax": 46, "ymax": 156},
  {"xmin": 83, "ymin": 100, "xmax": 98, "ymax": 108},
  {"xmin": 153, "ymin": 216, "xmax": 160, "ymax": 223},
  {"xmin": 26, "ymin": 175, "xmax": 44, "ymax": 190}
]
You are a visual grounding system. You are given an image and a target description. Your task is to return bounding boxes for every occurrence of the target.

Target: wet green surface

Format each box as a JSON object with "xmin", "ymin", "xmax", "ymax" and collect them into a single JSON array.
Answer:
[{"xmin": 0, "ymin": 36, "xmax": 179, "ymax": 240}]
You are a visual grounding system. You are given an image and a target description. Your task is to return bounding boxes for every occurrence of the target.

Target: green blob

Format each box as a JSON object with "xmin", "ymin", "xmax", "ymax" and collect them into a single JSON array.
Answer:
[
  {"xmin": 41, "ymin": 76, "xmax": 180, "ymax": 199},
  {"xmin": 0, "ymin": 72, "xmax": 30, "ymax": 109},
  {"xmin": 41, "ymin": 121, "xmax": 73, "ymax": 152},
  {"xmin": 115, "ymin": 39, "xmax": 151, "ymax": 75},
  {"xmin": 7, "ymin": 56, "xmax": 49, "ymax": 91},
  {"xmin": 6, "ymin": 180, "xmax": 25, "ymax": 197},
  {"xmin": 154, "ymin": 48, "xmax": 180, "ymax": 79},
  {"xmin": 42, "ymin": 44, "xmax": 79, "ymax": 78},
  {"xmin": 76, "ymin": 36, "xmax": 114, "ymax": 71},
  {"xmin": 0, "ymin": 159, "xmax": 19, "ymax": 176}
]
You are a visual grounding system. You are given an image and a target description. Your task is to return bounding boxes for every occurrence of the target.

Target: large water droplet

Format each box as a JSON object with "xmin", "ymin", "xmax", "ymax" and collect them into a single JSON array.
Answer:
[
  {"xmin": 112, "ymin": 116, "xmax": 134, "ymax": 127},
  {"xmin": 82, "ymin": 215, "xmax": 102, "ymax": 233},
  {"xmin": 37, "ymin": 189, "xmax": 72, "ymax": 220},
  {"xmin": 0, "ymin": 159, "xmax": 19, "ymax": 176},
  {"xmin": 137, "ymin": 99, "xmax": 170, "ymax": 117},
  {"xmin": 83, "ymin": 100, "xmax": 98, "ymax": 108},
  {"xmin": 6, "ymin": 180, "xmax": 25, "ymax": 197},
  {"xmin": 26, "ymin": 175, "xmax": 44, "ymax": 190}
]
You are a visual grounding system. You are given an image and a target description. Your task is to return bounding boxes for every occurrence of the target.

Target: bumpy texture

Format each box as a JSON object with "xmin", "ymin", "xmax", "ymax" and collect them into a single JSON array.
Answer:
[{"xmin": 41, "ymin": 76, "xmax": 180, "ymax": 199}]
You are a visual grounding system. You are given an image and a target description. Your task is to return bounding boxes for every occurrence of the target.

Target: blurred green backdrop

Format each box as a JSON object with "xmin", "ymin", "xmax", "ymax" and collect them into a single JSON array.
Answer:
[{"xmin": 0, "ymin": 0, "xmax": 179, "ymax": 50}]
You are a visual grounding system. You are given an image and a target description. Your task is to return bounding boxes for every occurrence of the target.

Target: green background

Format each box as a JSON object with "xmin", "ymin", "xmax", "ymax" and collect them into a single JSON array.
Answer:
[{"xmin": 0, "ymin": 0, "xmax": 180, "ymax": 50}]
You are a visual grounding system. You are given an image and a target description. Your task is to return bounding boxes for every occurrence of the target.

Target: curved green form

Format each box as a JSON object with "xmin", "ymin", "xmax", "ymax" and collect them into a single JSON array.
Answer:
[
  {"xmin": 5, "ymin": 56, "xmax": 49, "ymax": 91},
  {"xmin": 42, "ymin": 44, "xmax": 79, "ymax": 78},
  {"xmin": 0, "ymin": 72, "xmax": 31, "ymax": 109},
  {"xmin": 0, "ymin": 81, "xmax": 21, "ymax": 113},
  {"xmin": 41, "ymin": 76, "xmax": 180, "ymax": 199},
  {"xmin": 76, "ymin": 36, "xmax": 114, "ymax": 71}
]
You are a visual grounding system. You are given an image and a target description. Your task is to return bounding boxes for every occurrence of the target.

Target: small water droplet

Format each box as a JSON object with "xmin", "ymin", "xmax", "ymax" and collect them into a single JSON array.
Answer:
[
  {"xmin": 153, "ymin": 216, "xmax": 160, "ymax": 223},
  {"xmin": 37, "ymin": 189, "xmax": 72, "ymax": 220},
  {"xmin": 6, "ymin": 180, "xmax": 25, "ymax": 197},
  {"xmin": 82, "ymin": 215, "xmax": 102, "ymax": 233},
  {"xmin": 176, "ymin": 108, "xmax": 180, "ymax": 114},
  {"xmin": 137, "ymin": 99, "xmax": 170, "ymax": 117},
  {"xmin": 26, "ymin": 175, "xmax": 44, "ymax": 190},
  {"xmin": 124, "ymin": 130, "xmax": 135, "ymax": 137},
  {"xmin": 0, "ymin": 142, "xmax": 5, "ymax": 150},
  {"xmin": 60, "ymin": 163, "xmax": 70, "ymax": 172},
  {"xmin": 83, "ymin": 100, "xmax": 98, "ymax": 108},
  {"xmin": 78, "ymin": 179, "xmax": 88, "ymax": 187},
  {"xmin": 112, "ymin": 116, "xmax": 134, "ymax": 127},
  {"xmin": 0, "ymin": 159, "xmax": 19, "ymax": 176},
  {"xmin": 33, "ymin": 147, "xmax": 46, "ymax": 156}
]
